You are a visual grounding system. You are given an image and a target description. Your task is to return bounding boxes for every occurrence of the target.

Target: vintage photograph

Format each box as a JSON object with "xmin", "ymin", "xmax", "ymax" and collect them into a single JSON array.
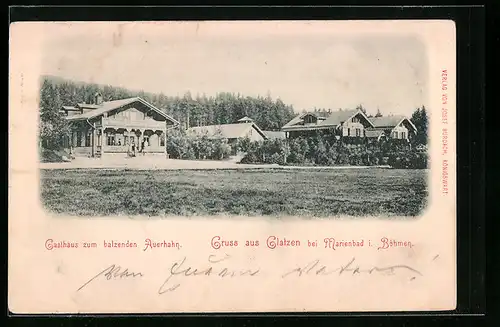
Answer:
[
  {"xmin": 38, "ymin": 23, "xmax": 429, "ymax": 218},
  {"xmin": 10, "ymin": 20, "xmax": 456, "ymax": 314}
]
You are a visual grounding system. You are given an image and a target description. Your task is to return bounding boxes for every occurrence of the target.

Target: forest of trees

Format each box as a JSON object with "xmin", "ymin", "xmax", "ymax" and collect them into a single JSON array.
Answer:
[
  {"xmin": 39, "ymin": 75, "xmax": 428, "ymax": 168},
  {"xmin": 39, "ymin": 75, "xmax": 297, "ymax": 148}
]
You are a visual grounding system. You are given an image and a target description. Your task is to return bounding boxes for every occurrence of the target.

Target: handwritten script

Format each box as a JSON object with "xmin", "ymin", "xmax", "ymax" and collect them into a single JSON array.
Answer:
[
  {"xmin": 77, "ymin": 264, "xmax": 144, "ymax": 292},
  {"xmin": 76, "ymin": 255, "xmax": 426, "ymax": 294},
  {"xmin": 158, "ymin": 254, "xmax": 260, "ymax": 294},
  {"xmin": 282, "ymin": 257, "xmax": 423, "ymax": 278}
]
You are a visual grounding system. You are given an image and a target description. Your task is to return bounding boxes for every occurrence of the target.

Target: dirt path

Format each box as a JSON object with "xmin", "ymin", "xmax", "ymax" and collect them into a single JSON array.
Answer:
[{"xmin": 39, "ymin": 157, "xmax": 390, "ymax": 170}]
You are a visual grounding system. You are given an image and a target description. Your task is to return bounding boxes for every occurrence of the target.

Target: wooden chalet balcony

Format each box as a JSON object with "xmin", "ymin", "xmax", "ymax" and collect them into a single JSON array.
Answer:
[
  {"xmin": 102, "ymin": 117, "xmax": 165, "ymax": 130},
  {"xmin": 103, "ymin": 145, "xmax": 164, "ymax": 153}
]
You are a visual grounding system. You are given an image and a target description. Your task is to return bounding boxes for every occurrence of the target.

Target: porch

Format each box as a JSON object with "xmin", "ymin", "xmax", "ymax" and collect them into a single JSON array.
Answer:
[
  {"xmin": 100, "ymin": 127, "xmax": 166, "ymax": 155},
  {"xmin": 68, "ymin": 123, "xmax": 167, "ymax": 157}
]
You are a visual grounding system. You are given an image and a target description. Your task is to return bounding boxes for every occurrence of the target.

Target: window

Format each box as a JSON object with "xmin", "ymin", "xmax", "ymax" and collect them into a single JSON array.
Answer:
[
  {"xmin": 355, "ymin": 128, "xmax": 361, "ymax": 137},
  {"xmin": 352, "ymin": 117, "xmax": 360, "ymax": 123},
  {"xmin": 107, "ymin": 134, "xmax": 115, "ymax": 146},
  {"xmin": 402, "ymin": 132, "xmax": 406, "ymax": 139},
  {"xmin": 160, "ymin": 134, "xmax": 165, "ymax": 147},
  {"xmin": 347, "ymin": 128, "xmax": 351, "ymax": 136},
  {"xmin": 393, "ymin": 131, "xmax": 398, "ymax": 139},
  {"xmin": 85, "ymin": 131, "xmax": 92, "ymax": 147},
  {"xmin": 76, "ymin": 131, "xmax": 82, "ymax": 147},
  {"xmin": 304, "ymin": 115, "xmax": 317, "ymax": 124}
]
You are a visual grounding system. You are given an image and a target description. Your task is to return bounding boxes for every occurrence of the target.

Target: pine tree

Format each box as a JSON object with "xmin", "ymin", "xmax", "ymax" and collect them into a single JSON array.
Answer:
[
  {"xmin": 39, "ymin": 80, "xmax": 69, "ymax": 149},
  {"xmin": 356, "ymin": 104, "xmax": 367, "ymax": 114},
  {"xmin": 411, "ymin": 106, "xmax": 428, "ymax": 145}
]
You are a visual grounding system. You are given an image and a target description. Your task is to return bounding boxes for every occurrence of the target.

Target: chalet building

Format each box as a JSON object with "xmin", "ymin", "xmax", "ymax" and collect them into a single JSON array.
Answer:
[
  {"xmin": 281, "ymin": 109, "xmax": 418, "ymax": 142},
  {"xmin": 281, "ymin": 109, "xmax": 374, "ymax": 139},
  {"xmin": 368, "ymin": 115, "xmax": 417, "ymax": 141},
  {"xmin": 186, "ymin": 117, "xmax": 267, "ymax": 144},
  {"xmin": 60, "ymin": 93, "xmax": 179, "ymax": 158}
]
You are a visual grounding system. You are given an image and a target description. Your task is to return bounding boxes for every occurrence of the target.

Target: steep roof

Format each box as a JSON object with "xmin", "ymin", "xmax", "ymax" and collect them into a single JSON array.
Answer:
[
  {"xmin": 370, "ymin": 115, "xmax": 417, "ymax": 132},
  {"xmin": 65, "ymin": 97, "xmax": 179, "ymax": 125},
  {"xmin": 187, "ymin": 122, "xmax": 267, "ymax": 140},
  {"xmin": 321, "ymin": 109, "xmax": 360, "ymax": 126},
  {"xmin": 370, "ymin": 115, "xmax": 405, "ymax": 128},
  {"xmin": 281, "ymin": 109, "xmax": 374, "ymax": 131},
  {"xmin": 365, "ymin": 129, "xmax": 385, "ymax": 138},
  {"xmin": 281, "ymin": 112, "xmax": 308, "ymax": 129}
]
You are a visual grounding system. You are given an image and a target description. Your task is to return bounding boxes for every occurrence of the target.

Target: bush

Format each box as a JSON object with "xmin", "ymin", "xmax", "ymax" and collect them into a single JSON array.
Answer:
[
  {"xmin": 212, "ymin": 140, "xmax": 232, "ymax": 160},
  {"xmin": 247, "ymin": 137, "xmax": 428, "ymax": 168},
  {"xmin": 40, "ymin": 148, "xmax": 73, "ymax": 163},
  {"xmin": 167, "ymin": 130, "xmax": 233, "ymax": 161},
  {"xmin": 168, "ymin": 130, "xmax": 428, "ymax": 169},
  {"xmin": 387, "ymin": 150, "xmax": 428, "ymax": 169},
  {"xmin": 240, "ymin": 152, "xmax": 258, "ymax": 164},
  {"xmin": 236, "ymin": 137, "xmax": 251, "ymax": 153},
  {"xmin": 269, "ymin": 153, "xmax": 285, "ymax": 165}
]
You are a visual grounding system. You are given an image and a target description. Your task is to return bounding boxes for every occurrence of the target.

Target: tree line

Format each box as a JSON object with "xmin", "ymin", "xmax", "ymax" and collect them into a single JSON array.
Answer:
[
  {"xmin": 39, "ymin": 75, "xmax": 429, "ymax": 168},
  {"xmin": 39, "ymin": 76, "xmax": 297, "ymax": 148}
]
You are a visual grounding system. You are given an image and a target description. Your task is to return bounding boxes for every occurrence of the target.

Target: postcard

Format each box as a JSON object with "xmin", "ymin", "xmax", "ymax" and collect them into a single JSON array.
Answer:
[{"xmin": 8, "ymin": 20, "xmax": 456, "ymax": 313}]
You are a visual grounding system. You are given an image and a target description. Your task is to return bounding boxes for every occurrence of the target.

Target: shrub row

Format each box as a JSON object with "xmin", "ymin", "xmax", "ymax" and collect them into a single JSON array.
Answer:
[
  {"xmin": 166, "ymin": 132, "xmax": 232, "ymax": 160},
  {"xmin": 240, "ymin": 137, "xmax": 428, "ymax": 169},
  {"xmin": 165, "ymin": 131, "xmax": 428, "ymax": 169}
]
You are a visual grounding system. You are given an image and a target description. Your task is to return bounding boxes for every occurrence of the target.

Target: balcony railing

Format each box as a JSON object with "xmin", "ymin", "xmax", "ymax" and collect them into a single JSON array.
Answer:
[
  {"xmin": 102, "ymin": 145, "xmax": 165, "ymax": 153},
  {"xmin": 102, "ymin": 117, "xmax": 165, "ymax": 130}
]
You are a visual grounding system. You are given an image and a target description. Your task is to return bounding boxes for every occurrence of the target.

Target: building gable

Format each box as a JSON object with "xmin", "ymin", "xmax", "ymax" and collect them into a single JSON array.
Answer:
[
  {"xmin": 298, "ymin": 113, "xmax": 321, "ymax": 125},
  {"xmin": 345, "ymin": 112, "xmax": 374, "ymax": 129},
  {"xmin": 65, "ymin": 97, "xmax": 179, "ymax": 126},
  {"xmin": 398, "ymin": 118, "xmax": 418, "ymax": 133},
  {"xmin": 107, "ymin": 103, "xmax": 166, "ymax": 123}
]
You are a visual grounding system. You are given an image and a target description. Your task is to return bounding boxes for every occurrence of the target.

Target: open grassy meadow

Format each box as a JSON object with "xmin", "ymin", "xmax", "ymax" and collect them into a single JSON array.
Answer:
[{"xmin": 40, "ymin": 168, "xmax": 428, "ymax": 218}]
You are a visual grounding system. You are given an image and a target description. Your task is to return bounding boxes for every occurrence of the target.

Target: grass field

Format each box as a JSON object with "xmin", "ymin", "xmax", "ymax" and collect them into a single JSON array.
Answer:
[{"xmin": 40, "ymin": 168, "xmax": 428, "ymax": 218}]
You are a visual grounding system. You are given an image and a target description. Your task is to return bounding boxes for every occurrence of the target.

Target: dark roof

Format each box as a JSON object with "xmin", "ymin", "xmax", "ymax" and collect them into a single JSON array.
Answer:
[
  {"xmin": 77, "ymin": 103, "xmax": 101, "ymax": 109},
  {"xmin": 65, "ymin": 97, "xmax": 179, "ymax": 125},
  {"xmin": 281, "ymin": 109, "xmax": 374, "ymax": 131},
  {"xmin": 365, "ymin": 129, "xmax": 385, "ymax": 138},
  {"xmin": 61, "ymin": 106, "xmax": 80, "ymax": 111},
  {"xmin": 370, "ymin": 116, "xmax": 417, "ymax": 132},
  {"xmin": 281, "ymin": 113, "xmax": 307, "ymax": 130},
  {"xmin": 321, "ymin": 109, "xmax": 360, "ymax": 126},
  {"xmin": 187, "ymin": 123, "xmax": 267, "ymax": 140},
  {"xmin": 263, "ymin": 131, "xmax": 286, "ymax": 139},
  {"xmin": 369, "ymin": 115, "xmax": 405, "ymax": 128}
]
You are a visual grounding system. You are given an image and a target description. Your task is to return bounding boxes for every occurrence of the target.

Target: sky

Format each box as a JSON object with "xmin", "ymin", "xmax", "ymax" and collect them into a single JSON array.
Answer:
[{"xmin": 40, "ymin": 22, "xmax": 428, "ymax": 116}]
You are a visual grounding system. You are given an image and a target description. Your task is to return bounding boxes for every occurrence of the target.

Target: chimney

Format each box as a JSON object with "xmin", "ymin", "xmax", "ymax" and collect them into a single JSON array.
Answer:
[{"xmin": 95, "ymin": 92, "xmax": 103, "ymax": 105}]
